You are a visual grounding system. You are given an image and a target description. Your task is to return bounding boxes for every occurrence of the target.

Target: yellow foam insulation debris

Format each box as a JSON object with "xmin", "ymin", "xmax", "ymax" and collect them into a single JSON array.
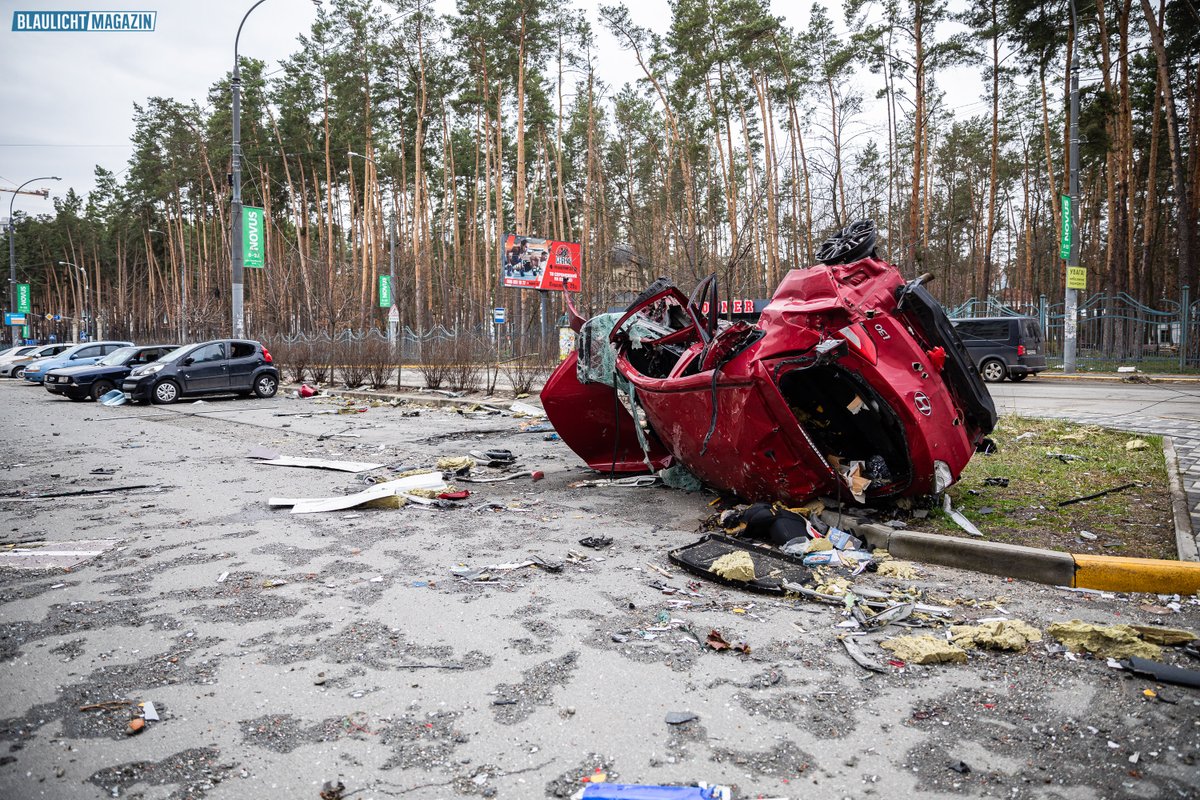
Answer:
[
  {"xmin": 363, "ymin": 495, "xmax": 406, "ymax": 509},
  {"xmin": 877, "ymin": 560, "xmax": 918, "ymax": 579},
  {"xmin": 814, "ymin": 574, "xmax": 852, "ymax": 596},
  {"xmin": 710, "ymin": 551, "xmax": 756, "ymax": 582},
  {"xmin": 784, "ymin": 499, "xmax": 825, "ymax": 517},
  {"xmin": 880, "ymin": 635, "xmax": 968, "ymax": 664},
  {"xmin": 950, "ymin": 620, "xmax": 1042, "ymax": 651},
  {"xmin": 396, "ymin": 468, "xmax": 441, "ymax": 479},
  {"xmin": 1047, "ymin": 620, "xmax": 1162, "ymax": 659},
  {"xmin": 1125, "ymin": 438, "xmax": 1150, "ymax": 451},
  {"xmin": 1128, "ymin": 625, "xmax": 1197, "ymax": 646},
  {"xmin": 805, "ymin": 538, "xmax": 833, "ymax": 553},
  {"xmin": 436, "ymin": 456, "xmax": 475, "ymax": 472},
  {"xmin": 872, "ymin": 549, "xmax": 892, "ymax": 562},
  {"xmin": 406, "ymin": 488, "xmax": 446, "ymax": 499}
]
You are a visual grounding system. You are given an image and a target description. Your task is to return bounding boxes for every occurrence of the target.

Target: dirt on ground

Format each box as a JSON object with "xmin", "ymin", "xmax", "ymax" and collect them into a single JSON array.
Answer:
[{"xmin": 0, "ymin": 383, "xmax": 1197, "ymax": 800}]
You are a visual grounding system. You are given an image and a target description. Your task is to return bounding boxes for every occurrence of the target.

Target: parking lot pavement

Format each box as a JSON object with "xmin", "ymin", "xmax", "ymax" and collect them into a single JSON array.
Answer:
[
  {"xmin": 990, "ymin": 379, "xmax": 1200, "ymax": 555},
  {"xmin": 1, "ymin": 382, "xmax": 1198, "ymax": 799}
]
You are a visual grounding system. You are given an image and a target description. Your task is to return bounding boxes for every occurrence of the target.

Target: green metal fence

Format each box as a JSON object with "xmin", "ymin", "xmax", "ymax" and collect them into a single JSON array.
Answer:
[{"xmin": 947, "ymin": 286, "xmax": 1196, "ymax": 373}]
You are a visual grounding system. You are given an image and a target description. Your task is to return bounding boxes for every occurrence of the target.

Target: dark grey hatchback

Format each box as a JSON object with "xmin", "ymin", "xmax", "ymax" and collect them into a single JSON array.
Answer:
[
  {"xmin": 951, "ymin": 316, "xmax": 1047, "ymax": 383},
  {"xmin": 122, "ymin": 339, "xmax": 279, "ymax": 403}
]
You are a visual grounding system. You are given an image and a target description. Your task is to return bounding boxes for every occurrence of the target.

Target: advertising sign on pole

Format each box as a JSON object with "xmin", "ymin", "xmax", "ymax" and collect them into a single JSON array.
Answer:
[
  {"xmin": 500, "ymin": 234, "xmax": 581, "ymax": 292},
  {"xmin": 1059, "ymin": 195, "xmax": 1072, "ymax": 260},
  {"xmin": 242, "ymin": 205, "xmax": 265, "ymax": 269},
  {"xmin": 16, "ymin": 283, "xmax": 30, "ymax": 313},
  {"xmin": 378, "ymin": 275, "xmax": 393, "ymax": 308}
]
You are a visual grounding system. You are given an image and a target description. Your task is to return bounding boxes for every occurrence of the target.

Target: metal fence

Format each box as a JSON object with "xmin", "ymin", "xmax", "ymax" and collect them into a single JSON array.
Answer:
[
  {"xmin": 947, "ymin": 286, "xmax": 1198, "ymax": 372},
  {"xmin": 274, "ymin": 324, "xmax": 562, "ymax": 364}
]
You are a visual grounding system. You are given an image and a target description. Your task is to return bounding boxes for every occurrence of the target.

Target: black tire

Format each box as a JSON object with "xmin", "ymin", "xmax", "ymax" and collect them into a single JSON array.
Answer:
[
  {"xmin": 91, "ymin": 379, "xmax": 115, "ymax": 400},
  {"xmin": 152, "ymin": 379, "xmax": 181, "ymax": 404},
  {"xmin": 252, "ymin": 373, "xmax": 278, "ymax": 399},
  {"xmin": 980, "ymin": 359, "xmax": 1007, "ymax": 383},
  {"xmin": 12, "ymin": 367, "xmax": 25, "ymax": 379},
  {"xmin": 1009, "ymin": 373, "xmax": 1028, "ymax": 382}
]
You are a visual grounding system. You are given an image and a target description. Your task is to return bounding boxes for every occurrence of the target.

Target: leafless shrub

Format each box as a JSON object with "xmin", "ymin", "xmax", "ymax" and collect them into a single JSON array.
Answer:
[
  {"xmin": 499, "ymin": 341, "xmax": 557, "ymax": 397},
  {"xmin": 278, "ymin": 340, "xmax": 309, "ymax": 384},
  {"xmin": 364, "ymin": 337, "xmax": 394, "ymax": 389},
  {"xmin": 417, "ymin": 336, "xmax": 453, "ymax": 390},
  {"xmin": 447, "ymin": 335, "xmax": 484, "ymax": 393},
  {"xmin": 338, "ymin": 338, "xmax": 369, "ymax": 389},
  {"xmin": 308, "ymin": 341, "xmax": 333, "ymax": 384}
]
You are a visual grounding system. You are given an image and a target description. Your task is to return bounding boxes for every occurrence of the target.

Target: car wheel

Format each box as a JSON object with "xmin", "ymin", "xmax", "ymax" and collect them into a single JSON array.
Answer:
[
  {"xmin": 252, "ymin": 373, "xmax": 278, "ymax": 399},
  {"xmin": 1009, "ymin": 373, "xmax": 1028, "ymax": 382},
  {"xmin": 152, "ymin": 379, "xmax": 181, "ymax": 404},
  {"xmin": 980, "ymin": 359, "xmax": 1007, "ymax": 383},
  {"xmin": 12, "ymin": 367, "xmax": 24, "ymax": 379},
  {"xmin": 91, "ymin": 379, "xmax": 115, "ymax": 400}
]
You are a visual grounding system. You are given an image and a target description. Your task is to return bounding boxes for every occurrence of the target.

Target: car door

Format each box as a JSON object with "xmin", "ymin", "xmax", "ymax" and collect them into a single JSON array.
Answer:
[
  {"xmin": 178, "ymin": 343, "xmax": 230, "ymax": 391},
  {"xmin": 225, "ymin": 341, "xmax": 260, "ymax": 390},
  {"xmin": 67, "ymin": 344, "xmax": 105, "ymax": 367}
]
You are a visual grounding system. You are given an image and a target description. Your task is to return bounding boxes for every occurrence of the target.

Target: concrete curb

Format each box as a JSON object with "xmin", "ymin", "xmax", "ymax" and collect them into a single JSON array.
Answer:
[
  {"xmin": 827, "ymin": 515, "xmax": 1200, "ymax": 595},
  {"xmin": 1163, "ymin": 437, "xmax": 1200, "ymax": 562},
  {"xmin": 829, "ymin": 517, "xmax": 1076, "ymax": 586},
  {"xmin": 1037, "ymin": 373, "xmax": 1200, "ymax": 384},
  {"xmin": 1072, "ymin": 553, "xmax": 1200, "ymax": 594}
]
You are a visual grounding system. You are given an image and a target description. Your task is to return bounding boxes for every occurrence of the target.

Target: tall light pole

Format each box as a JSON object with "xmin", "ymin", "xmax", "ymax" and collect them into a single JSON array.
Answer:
[
  {"xmin": 348, "ymin": 150, "xmax": 398, "ymax": 347},
  {"xmin": 1063, "ymin": 0, "xmax": 1080, "ymax": 373},
  {"xmin": 230, "ymin": 0, "xmax": 270, "ymax": 340},
  {"xmin": 8, "ymin": 176, "xmax": 60, "ymax": 345},
  {"xmin": 58, "ymin": 261, "xmax": 88, "ymax": 341}
]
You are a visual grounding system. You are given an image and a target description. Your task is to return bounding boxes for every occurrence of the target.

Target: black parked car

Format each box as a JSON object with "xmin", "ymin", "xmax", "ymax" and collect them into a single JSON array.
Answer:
[
  {"xmin": 45, "ymin": 344, "xmax": 180, "ymax": 401},
  {"xmin": 951, "ymin": 316, "xmax": 1047, "ymax": 383},
  {"xmin": 122, "ymin": 339, "xmax": 279, "ymax": 404}
]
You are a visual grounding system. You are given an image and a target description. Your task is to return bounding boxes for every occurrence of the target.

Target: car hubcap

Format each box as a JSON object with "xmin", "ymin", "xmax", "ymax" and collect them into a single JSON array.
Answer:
[
  {"xmin": 258, "ymin": 377, "xmax": 275, "ymax": 394},
  {"xmin": 156, "ymin": 383, "xmax": 176, "ymax": 402}
]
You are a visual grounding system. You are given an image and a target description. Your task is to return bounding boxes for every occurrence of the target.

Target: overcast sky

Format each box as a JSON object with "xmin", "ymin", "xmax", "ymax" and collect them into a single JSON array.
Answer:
[{"xmin": 0, "ymin": 1, "xmax": 979, "ymax": 223}]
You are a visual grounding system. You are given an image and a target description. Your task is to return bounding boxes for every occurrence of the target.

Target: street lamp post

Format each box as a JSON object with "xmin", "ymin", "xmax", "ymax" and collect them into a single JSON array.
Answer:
[
  {"xmin": 8, "ymin": 176, "xmax": 61, "ymax": 344},
  {"xmin": 58, "ymin": 261, "xmax": 88, "ymax": 341},
  {"xmin": 231, "ymin": 0, "xmax": 270, "ymax": 340}
]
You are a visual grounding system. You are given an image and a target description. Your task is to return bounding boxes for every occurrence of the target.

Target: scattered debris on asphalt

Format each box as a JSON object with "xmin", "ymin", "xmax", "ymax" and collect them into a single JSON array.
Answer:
[{"xmin": 880, "ymin": 635, "xmax": 968, "ymax": 664}]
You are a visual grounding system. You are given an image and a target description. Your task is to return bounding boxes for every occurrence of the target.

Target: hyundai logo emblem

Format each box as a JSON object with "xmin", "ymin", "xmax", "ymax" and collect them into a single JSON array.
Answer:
[{"xmin": 913, "ymin": 392, "xmax": 932, "ymax": 416}]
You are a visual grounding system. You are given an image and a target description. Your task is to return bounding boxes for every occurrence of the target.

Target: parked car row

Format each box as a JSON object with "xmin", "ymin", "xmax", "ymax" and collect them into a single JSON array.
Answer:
[{"xmin": 0, "ymin": 339, "xmax": 280, "ymax": 403}]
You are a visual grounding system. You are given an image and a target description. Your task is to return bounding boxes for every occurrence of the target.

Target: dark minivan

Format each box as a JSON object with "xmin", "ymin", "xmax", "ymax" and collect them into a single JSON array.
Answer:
[
  {"xmin": 951, "ymin": 316, "xmax": 1047, "ymax": 383},
  {"xmin": 122, "ymin": 339, "xmax": 278, "ymax": 403}
]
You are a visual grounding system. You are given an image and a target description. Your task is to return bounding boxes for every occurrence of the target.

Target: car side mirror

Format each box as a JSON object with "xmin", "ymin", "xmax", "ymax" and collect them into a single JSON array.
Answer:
[{"xmin": 183, "ymin": 357, "xmax": 194, "ymax": 366}]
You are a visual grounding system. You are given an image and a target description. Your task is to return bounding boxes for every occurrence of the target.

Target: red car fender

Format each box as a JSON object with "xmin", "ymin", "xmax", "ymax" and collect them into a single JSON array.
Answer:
[{"xmin": 541, "ymin": 351, "xmax": 671, "ymax": 473}]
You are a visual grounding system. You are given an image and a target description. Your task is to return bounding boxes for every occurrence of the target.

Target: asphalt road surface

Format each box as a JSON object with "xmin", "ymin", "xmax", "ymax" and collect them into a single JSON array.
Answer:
[{"xmin": 0, "ymin": 378, "xmax": 1198, "ymax": 799}]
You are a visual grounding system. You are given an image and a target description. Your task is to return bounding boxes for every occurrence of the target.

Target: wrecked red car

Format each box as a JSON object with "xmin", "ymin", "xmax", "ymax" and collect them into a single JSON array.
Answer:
[{"xmin": 542, "ymin": 221, "xmax": 997, "ymax": 506}]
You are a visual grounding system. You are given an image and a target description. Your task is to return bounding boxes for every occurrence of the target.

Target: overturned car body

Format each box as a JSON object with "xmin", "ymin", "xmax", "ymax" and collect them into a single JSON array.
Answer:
[{"xmin": 542, "ymin": 230, "xmax": 997, "ymax": 506}]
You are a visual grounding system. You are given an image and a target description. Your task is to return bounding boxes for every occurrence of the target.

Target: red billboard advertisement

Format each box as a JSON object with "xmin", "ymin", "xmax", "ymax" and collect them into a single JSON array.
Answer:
[{"xmin": 501, "ymin": 234, "xmax": 582, "ymax": 292}]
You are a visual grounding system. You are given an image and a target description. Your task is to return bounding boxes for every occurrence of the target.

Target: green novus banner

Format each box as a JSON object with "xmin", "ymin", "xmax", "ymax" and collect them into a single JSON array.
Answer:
[
  {"xmin": 242, "ymin": 206, "xmax": 265, "ymax": 269},
  {"xmin": 1059, "ymin": 195, "xmax": 1072, "ymax": 260}
]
